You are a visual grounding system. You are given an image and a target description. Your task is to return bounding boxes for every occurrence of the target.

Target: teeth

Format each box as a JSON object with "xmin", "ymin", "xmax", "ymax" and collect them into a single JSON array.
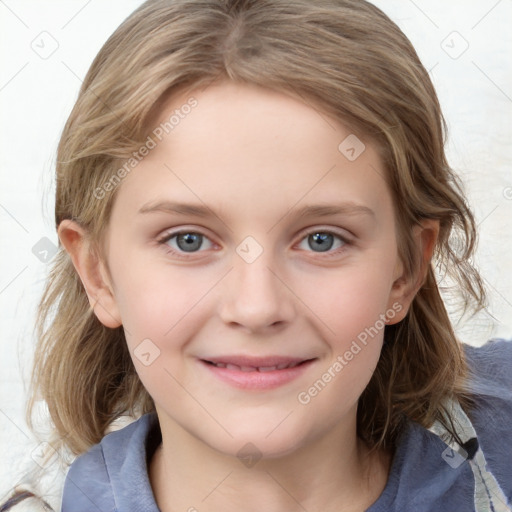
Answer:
[
  {"xmin": 259, "ymin": 366, "xmax": 278, "ymax": 372},
  {"xmin": 209, "ymin": 361, "xmax": 306, "ymax": 371}
]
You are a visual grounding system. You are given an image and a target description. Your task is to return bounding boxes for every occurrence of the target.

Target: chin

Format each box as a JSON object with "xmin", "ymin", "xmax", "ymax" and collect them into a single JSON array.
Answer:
[{"xmin": 204, "ymin": 423, "xmax": 312, "ymax": 463}]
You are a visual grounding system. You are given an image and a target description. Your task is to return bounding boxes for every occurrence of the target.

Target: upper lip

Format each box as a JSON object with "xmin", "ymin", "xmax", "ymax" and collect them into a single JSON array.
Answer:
[{"xmin": 200, "ymin": 355, "xmax": 315, "ymax": 369}]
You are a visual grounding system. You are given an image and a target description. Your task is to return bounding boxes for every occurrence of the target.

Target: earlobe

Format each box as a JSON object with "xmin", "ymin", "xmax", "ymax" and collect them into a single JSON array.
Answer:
[{"xmin": 57, "ymin": 220, "xmax": 122, "ymax": 328}]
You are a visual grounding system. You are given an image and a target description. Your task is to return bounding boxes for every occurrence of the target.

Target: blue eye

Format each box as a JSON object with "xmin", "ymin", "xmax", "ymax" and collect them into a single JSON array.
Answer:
[
  {"xmin": 298, "ymin": 231, "xmax": 348, "ymax": 254},
  {"xmin": 157, "ymin": 228, "xmax": 350, "ymax": 259},
  {"xmin": 159, "ymin": 231, "xmax": 214, "ymax": 254}
]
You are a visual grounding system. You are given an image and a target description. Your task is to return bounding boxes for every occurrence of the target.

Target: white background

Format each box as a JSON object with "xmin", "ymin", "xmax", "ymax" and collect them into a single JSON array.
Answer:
[{"xmin": 1, "ymin": 0, "xmax": 511, "ymax": 504}]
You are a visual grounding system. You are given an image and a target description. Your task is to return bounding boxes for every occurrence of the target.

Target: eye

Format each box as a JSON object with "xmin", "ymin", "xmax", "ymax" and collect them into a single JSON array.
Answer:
[
  {"xmin": 157, "ymin": 227, "xmax": 351, "ymax": 259},
  {"xmin": 297, "ymin": 229, "xmax": 350, "ymax": 256},
  {"xmin": 157, "ymin": 230, "xmax": 214, "ymax": 256}
]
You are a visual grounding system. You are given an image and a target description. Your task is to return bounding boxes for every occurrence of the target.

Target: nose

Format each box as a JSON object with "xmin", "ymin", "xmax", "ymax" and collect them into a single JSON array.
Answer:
[{"xmin": 218, "ymin": 248, "xmax": 296, "ymax": 334}]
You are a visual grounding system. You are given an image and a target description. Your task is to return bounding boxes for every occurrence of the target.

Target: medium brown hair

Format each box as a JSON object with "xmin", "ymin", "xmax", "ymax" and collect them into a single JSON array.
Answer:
[{"xmin": 24, "ymin": 0, "xmax": 486, "ymax": 489}]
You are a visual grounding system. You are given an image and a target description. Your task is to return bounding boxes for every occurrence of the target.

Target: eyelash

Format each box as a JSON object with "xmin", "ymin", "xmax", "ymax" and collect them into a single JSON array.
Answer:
[{"xmin": 156, "ymin": 227, "xmax": 352, "ymax": 260}]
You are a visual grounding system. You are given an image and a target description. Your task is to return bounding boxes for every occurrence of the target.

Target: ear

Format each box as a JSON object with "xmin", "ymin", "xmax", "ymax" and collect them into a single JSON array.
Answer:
[
  {"xmin": 58, "ymin": 219, "xmax": 122, "ymax": 328},
  {"xmin": 386, "ymin": 218, "xmax": 440, "ymax": 324}
]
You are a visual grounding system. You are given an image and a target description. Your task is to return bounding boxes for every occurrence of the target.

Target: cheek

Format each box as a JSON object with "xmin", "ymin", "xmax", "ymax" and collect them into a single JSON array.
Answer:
[
  {"xmin": 294, "ymin": 259, "xmax": 394, "ymax": 346},
  {"xmin": 111, "ymin": 252, "xmax": 218, "ymax": 352},
  {"xmin": 293, "ymin": 267, "xmax": 390, "ymax": 419}
]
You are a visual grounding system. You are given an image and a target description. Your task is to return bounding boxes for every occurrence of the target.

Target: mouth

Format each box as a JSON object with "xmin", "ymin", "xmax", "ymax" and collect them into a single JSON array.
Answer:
[
  {"xmin": 199, "ymin": 356, "xmax": 316, "ymax": 390},
  {"xmin": 203, "ymin": 360, "xmax": 306, "ymax": 372}
]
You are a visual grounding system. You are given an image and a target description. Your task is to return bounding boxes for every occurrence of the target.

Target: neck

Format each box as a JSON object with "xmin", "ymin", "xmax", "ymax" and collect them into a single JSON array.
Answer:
[{"xmin": 149, "ymin": 412, "xmax": 392, "ymax": 512}]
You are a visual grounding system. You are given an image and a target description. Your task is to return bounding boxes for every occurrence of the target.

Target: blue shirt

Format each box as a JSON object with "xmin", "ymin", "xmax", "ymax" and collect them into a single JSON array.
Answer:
[{"xmin": 61, "ymin": 339, "xmax": 512, "ymax": 511}]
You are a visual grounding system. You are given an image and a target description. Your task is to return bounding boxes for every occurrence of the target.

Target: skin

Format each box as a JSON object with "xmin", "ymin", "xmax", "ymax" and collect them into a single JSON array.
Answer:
[{"xmin": 59, "ymin": 79, "xmax": 439, "ymax": 512}]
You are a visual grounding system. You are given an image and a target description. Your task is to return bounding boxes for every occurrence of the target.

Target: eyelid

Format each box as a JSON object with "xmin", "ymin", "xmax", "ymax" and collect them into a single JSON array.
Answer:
[
  {"xmin": 294, "ymin": 226, "xmax": 353, "ymax": 258},
  {"xmin": 156, "ymin": 225, "xmax": 353, "ymax": 260},
  {"xmin": 156, "ymin": 228, "xmax": 217, "ymax": 249},
  {"xmin": 296, "ymin": 225, "xmax": 353, "ymax": 243},
  {"xmin": 157, "ymin": 225, "xmax": 353, "ymax": 243}
]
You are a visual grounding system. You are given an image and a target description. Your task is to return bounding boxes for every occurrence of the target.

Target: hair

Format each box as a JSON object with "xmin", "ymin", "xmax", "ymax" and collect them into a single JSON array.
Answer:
[{"xmin": 3, "ymin": 0, "xmax": 488, "ymax": 509}]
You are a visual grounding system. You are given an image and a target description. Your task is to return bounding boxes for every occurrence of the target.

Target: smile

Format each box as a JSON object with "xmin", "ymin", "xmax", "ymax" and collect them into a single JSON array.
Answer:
[
  {"xmin": 199, "ymin": 356, "xmax": 316, "ymax": 390},
  {"xmin": 206, "ymin": 361, "xmax": 302, "ymax": 372}
]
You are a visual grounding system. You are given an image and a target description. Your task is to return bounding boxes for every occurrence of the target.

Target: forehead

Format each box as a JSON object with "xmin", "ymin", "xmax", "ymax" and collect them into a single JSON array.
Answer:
[{"xmin": 110, "ymin": 80, "xmax": 393, "ymax": 226}]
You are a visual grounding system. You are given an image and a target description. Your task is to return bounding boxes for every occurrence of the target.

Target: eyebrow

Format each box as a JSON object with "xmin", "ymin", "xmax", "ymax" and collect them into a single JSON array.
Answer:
[{"xmin": 138, "ymin": 200, "xmax": 375, "ymax": 219}]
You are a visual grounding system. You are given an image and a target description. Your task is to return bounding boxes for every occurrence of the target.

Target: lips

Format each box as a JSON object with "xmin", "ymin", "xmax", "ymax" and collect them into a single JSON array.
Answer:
[
  {"xmin": 208, "ymin": 361, "xmax": 301, "ymax": 372},
  {"xmin": 202, "ymin": 356, "xmax": 310, "ymax": 371},
  {"xmin": 199, "ymin": 355, "xmax": 316, "ymax": 390}
]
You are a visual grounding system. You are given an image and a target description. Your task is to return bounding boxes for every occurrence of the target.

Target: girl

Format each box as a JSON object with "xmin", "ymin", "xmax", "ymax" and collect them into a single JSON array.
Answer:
[{"xmin": 2, "ymin": 0, "xmax": 511, "ymax": 511}]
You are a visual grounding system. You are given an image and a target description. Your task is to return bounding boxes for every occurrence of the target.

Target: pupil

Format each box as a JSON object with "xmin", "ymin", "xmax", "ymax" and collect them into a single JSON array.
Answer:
[
  {"xmin": 177, "ymin": 233, "xmax": 201, "ymax": 252},
  {"xmin": 310, "ymin": 233, "xmax": 333, "ymax": 252},
  {"xmin": 175, "ymin": 233, "xmax": 333, "ymax": 253}
]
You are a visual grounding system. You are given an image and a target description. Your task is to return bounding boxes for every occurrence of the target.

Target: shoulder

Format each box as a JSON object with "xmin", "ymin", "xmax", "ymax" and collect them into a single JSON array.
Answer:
[
  {"xmin": 462, "ymin": 337, "xmax": 512, "ymax": 411},
  {"xmin": 462, "ymin": 337, "xmax": 512, "ymax": 503},
  {"xmin": 368, "ymin": 338, "xmax": 512, "ymax": 512},
  {"xmin": 61, "ymin": 443, "xmax": 112, "ymax": 512},
  {"xmin": 61, "ymin": 412, "xmax": 157, "ymax": 512},
  {"xmin": 463, "ymin": 337, "xmax": 512, "ymax": 386}
]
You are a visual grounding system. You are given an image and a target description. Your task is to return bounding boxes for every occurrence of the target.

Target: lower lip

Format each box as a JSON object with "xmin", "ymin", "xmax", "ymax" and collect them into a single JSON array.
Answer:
[{"xmin": 200, "ymin": 360, "xmax": 315, "ymax": 390}]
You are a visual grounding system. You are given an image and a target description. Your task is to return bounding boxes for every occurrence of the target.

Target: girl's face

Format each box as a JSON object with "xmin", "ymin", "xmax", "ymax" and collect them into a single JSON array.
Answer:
[{"xmin": 96, "ymin": 80, "xmax": 412, "ymax": 458}]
